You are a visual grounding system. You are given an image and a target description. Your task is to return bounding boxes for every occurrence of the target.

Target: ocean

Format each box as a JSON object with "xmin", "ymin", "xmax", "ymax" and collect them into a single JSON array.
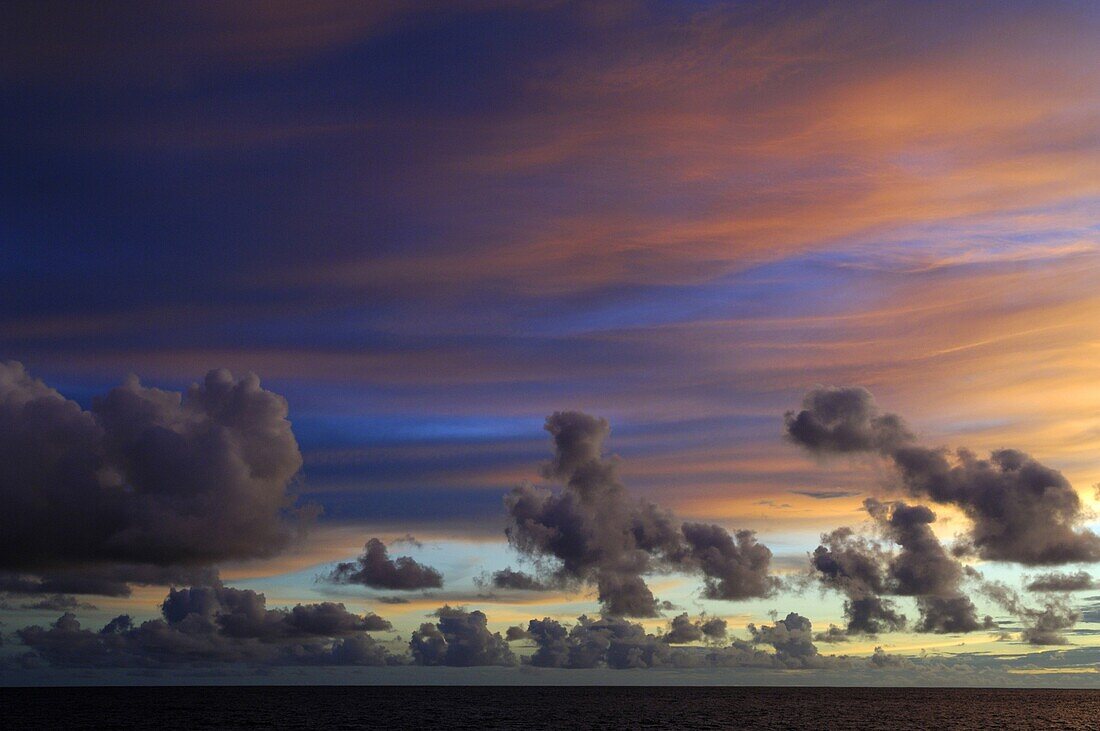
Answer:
[{"xmin": 4, "ymin": 686, "xmax": 1099, "ymax": 729}]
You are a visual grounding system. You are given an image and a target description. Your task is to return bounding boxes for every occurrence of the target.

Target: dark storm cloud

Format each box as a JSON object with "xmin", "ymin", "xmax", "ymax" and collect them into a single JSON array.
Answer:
[
  {"xmin": 409, "ymin": 606, "xmax": 514, "ymax": 667},
  {"xmin": 16, "ymin": 584, "xmax": 398, "ymax": 668},
  {"xmin": 0, "ymin": 362, "xmax": 306, "ymax": 594},
  {"xmin": 1026, "ymin": 571, "xmax": 1095, "ymax": 593},
  {"xmin": 787, "ymin": 386, "xmax": 1100, "ymax": 565},
  {"xmin": 503, "ymin": 411, "xmax": 778, "ymax": 616},
  {"xmin": 323, "ymin": 538, "xmax": 443, "ymax": 591}
]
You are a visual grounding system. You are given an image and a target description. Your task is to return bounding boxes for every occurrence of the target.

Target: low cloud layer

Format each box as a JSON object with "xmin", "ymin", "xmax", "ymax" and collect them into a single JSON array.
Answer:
[
  {"xmin": 17, "ymin": 583, "xmax": 397, "ymax": 668},
  {"xmin": 787, "ymin": 386, "xmax": 1100, "ymax": 565},
  {"xmin": 323, "ymin": 538, "xmax": 443, "ymax": 591},
  {"xmin": 0, "ymin": 362, "xmax": 307, "ymax": 596},
  {"xmin": 502, "ymin": 411, "xmax": 778, "ymax": 616}
]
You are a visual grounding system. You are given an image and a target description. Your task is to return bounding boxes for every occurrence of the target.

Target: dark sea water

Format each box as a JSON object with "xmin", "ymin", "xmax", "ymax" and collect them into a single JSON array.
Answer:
[{"xmin": 4, "ymin": 686, "xmax": 1099, "ymax": 730}]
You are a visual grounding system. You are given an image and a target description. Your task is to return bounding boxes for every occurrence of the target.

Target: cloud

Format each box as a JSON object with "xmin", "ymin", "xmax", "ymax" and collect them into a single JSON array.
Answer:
[
  {"xmin": 505, "ymin": 625, "xmax": 532, "ymax": 642},
  {"xmin": 0, "ymin": 565, "xmax": 219, "ymax": 598},
  {"xmin": 503, "ymin": 411, "xmax": 778, "ymax": 616},
  {"xmin": 810, "ymin": 526, "xmax": 904, "ymax": 635},
  {"xmin": 518, "ymin": 610, "xmax": 842, "ymax": 671},
  {"xmin": 869, "ymin": 646, "xmax": 906, "ymax": 668},
  {"xmin": 810, "ymin": 498, "xmax": 990, "ymax": 635},
  {"xmin": 747, "ymin": 613, "xmax": 828, "ymax": 669},
  {"xmin": 814, "ymin": 625, "xmax": 849, "ymax": 643},
  {"xmin": 409, "ymin": 606, "xmax": 514, "ymax": 667},
  {"xmin": 663, "ymin": 613, "xmax": 704, "ymax": 644},
  {"xmin": 16, "ymin": 583, "xmax": 397, "ymax": 668},
  {"xmin": 322, "ymin": 538, "xmax": 443, "ymax": 591},
  {"xmin": 791, "ymin": 490, "xmax": 861, "ymax": 500},
  {"xmin": 788, "ymin": 386, "xmax": 1100, "ymax": 565},
  {"xmin": 0, "ymin": 362, "xmax": 307, "ymax": 594},
  {"xmin": 488, "ymin": 568, "xmax": 550, "ymax": 591},
  {"xmin": 784, "ymin": 386, "xmax": 914, "ymax": 455},
  {"xmin": 525, "ymin": 615, "xmax": 675, "ymax": 669},
  {"xmin": 662, "ymin": 613, "xmax": 730, "ymax": 644},
  {"xmin": 1026, "ymin": 571, "xmax": 1095, "ymax": 593},
  {"xmin": 17, "ymin": 595, "xmax": 97, "ymax": 612},
  {"xmin": 981, "ymin": 582, "xmax": 1080, "ymax": 645}
]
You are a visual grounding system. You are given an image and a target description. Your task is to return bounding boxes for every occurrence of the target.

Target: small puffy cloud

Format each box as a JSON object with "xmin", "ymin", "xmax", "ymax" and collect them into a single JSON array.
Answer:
[
  {"xmin": 323, "ymin": 538, "xmax": 443, "ymax": 591},
  {"xmin": 784, "ymin": 386, "xmax": 913, "ymax": 455}
]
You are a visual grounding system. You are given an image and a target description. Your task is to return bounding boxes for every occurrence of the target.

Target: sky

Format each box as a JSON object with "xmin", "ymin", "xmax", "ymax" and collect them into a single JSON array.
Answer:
[{"xmin": 2, "ymin": 0, "xmax": 1100, "ymax": 685}]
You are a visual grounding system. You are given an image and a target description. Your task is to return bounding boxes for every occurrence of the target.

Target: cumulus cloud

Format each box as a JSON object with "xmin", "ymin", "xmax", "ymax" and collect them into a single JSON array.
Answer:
[
  {"xmin": 505, "ymin": 625, "xmax": 533, "ymax": 642},
  {"xmin": 810, "ymin": 526, "xmax": 904, "ymax": 635},
  {"xmin": 16, "ymin": 583, "xmax": 397, "ymax": 668},
  {"xmin": 409, "ymin": 606, "xmax": 514, "ymax": 667},
  {"xmin": 682, "ymin": 523, "xmax": 780, "ymax": 601},
  {"xmin": 323, "ymin": 538, "xmax": 443, "ymax": 591},
  {"xmin": 518, "ymin": 611, "xmax": 839, "ymax": 670},
  {"xmin": 525, "ymin": 614, "xmax": 675, "ymax": 669},
  {"xmin": 747, "ymin": 613, "xmax": 827, "ymax": 668},
  {"xmin": 787, "ymin": 386, "xmax": 1100, "ymax": 565},
  {"xmin": 663, "ymin": 613, "xmax": 705, "ymax": 644},
  {"xmin": 784, "ymin": 386, "xmax": 913, "ymax": 455},
  {"xmin": 503, "ymin": 411, "xmax": 778, "ymax": 616},
  {"xmin": 0, "ymin": 362, "xmax": 307, "ymax": 595},
  {"xmin": 810, "ymin": 499, "xmax": 990, "ymax": 635}
]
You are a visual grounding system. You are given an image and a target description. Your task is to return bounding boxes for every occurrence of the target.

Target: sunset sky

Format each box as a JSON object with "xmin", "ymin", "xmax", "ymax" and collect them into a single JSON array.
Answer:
[{"xmin": 2, "ymin": 1, "xmax": 1100, "ymax": 684}]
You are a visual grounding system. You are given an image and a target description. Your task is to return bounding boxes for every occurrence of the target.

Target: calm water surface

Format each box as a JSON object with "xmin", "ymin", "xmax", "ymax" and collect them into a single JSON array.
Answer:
[{"xmin": 4, "ymin": 686, "xmax": 1099, "ymax": 729}]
